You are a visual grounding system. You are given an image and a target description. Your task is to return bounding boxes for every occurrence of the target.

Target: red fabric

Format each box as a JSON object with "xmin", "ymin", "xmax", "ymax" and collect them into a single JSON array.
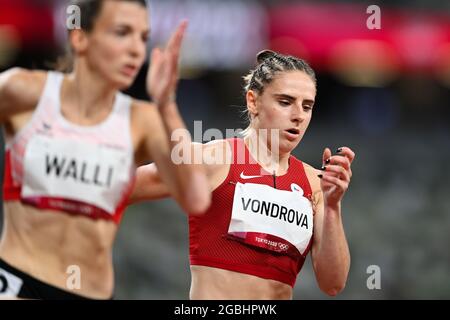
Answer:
[
  {"xmin": 3, "ymin": 150, "xmax": 21, "ymax": 200},
  {"xmin": 189, "ymin": 138, "xmax": 314, "ymax": 287}
]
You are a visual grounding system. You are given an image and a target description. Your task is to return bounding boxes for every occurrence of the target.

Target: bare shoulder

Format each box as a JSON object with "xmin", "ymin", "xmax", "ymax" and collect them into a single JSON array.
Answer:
[
  {"xmin": 203, "ymin": 139, "xmax": 233, "ymax": 164},
  {"xmin": 130, "ymin": 99, "xmax": 158, "ymax": 119},
  {"xmin": 300, "ymin": 161, "xmax": 323, "ymax": 214},
  {"xmin": 130, "ymin": 99, "xmax": 155, "ymax": 109},
  {"xmin": 129, "ymin": 99, "xmax": 159, "ymax": 140},
  {"xmin": 202, "ymin": 139, "xmax": 232, "ymax": 189},
  {"xmin": 0, "ymin": 68, "xmax": 48, "ymax": 123},
  {"xmin": 130, "ymin": 99, "xmax": 170, "ymax": 134},
  {"xmin": 203, "ymin": 139, "xmax": 231, "ymax": 154},
  {"xmin": 302, "ymin": 161, "xmax": 322, "ymax": 195},
  {"xmin": 1, "ymin": 67, "xmax": 47, "ymax": 84},
  {"xmin": 1, "ymin": 68, "xmax": 47, "ymax": 100}
]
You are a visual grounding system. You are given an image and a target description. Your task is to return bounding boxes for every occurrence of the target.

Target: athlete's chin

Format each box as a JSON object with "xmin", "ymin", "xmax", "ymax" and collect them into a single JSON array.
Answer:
[
  {"xmin": 111, "ymin": 74, "xmax": 136, "ymax": 90},
  {"xmin": 279, "ymin": 139, "xmax": 300, "ymax": 154}
]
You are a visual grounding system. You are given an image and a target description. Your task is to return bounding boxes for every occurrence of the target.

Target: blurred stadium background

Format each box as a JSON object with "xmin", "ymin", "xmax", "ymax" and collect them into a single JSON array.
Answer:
[{"xmin": 0, "ymin": 0, "xmax": 449, "ymax": 299}]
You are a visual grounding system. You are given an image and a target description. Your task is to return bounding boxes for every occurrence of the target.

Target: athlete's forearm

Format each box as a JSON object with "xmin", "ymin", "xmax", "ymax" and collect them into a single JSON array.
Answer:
[
  {"xmin": 157, "ymin": 102, "xmax": 210, "ymax": 214},
  {"xmin": 127, "ymin": 164, "xmax": 171, "ymax": 205},
  {"xmin": 313, "ymin": 203, "xmax": 350, "ymax": 296}
]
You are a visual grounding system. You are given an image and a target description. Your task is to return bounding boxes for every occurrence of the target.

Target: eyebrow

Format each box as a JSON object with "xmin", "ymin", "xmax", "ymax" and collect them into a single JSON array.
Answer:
[
  {"xmin": 274, "ymin": 93, "xmax": 295, "ymax": 100},
  {"xmin": 273, "ymin": 94, "xmax": 315, "ymax": 106},
  {"xmin": 115, "ymin": 24, "xmax": 150, "ymax": 33}
]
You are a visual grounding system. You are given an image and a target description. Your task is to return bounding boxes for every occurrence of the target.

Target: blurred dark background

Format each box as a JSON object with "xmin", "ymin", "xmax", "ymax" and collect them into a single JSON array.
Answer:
[{"xmin": 0, "ymin": 0, "xmax": 449, "ymax": 299}]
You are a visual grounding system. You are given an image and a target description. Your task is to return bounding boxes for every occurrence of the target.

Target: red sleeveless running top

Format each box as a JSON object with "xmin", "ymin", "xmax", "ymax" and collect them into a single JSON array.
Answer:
[{"xmin": 189, "ymin": 138, "xmax": 314, "ymax": 287}]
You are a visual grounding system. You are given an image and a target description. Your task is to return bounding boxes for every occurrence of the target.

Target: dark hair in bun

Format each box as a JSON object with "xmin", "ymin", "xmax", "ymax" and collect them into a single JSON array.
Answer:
[
  {"xmin": 256, "ymin": 49, "xmax": 277, "ymax": 65},
  {"xmin": 244, "ymin": 49, "xmax": 316, "ymax": 93},
  {"xmin": 241, "ymin": 50, "xmax": 316, "ymax": 133}
]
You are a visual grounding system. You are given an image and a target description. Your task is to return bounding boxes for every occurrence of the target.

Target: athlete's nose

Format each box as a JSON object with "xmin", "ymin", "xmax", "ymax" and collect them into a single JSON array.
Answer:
[
  {"xmin": 129, "ymin": 34, "xmax": 146, "ymax": 60},
  {"xmin": 291, "ymin": 103, "xmax": 305, "ymax": 124}
]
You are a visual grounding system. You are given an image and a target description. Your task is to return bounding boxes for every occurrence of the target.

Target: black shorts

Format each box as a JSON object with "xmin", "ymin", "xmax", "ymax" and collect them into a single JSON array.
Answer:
[{"xmin": 0, "ymin": 258, "xmax": 98, "ymax": 300}]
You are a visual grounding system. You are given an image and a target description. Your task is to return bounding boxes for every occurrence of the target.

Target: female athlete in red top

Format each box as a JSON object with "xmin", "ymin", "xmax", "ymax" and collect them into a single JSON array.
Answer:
[{"xmin": 129, "ymin": 50, "xmax": 355, "ymax": 299}]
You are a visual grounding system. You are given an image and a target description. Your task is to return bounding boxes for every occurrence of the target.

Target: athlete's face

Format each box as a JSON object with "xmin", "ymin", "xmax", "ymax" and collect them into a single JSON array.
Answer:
[
  {"xmin": 81, "ymin": 1, "xmax": 149, "ymax": 89},
  {"xmin": 247, "ymin": 71, "xmax": 316, "ymax": 155}
]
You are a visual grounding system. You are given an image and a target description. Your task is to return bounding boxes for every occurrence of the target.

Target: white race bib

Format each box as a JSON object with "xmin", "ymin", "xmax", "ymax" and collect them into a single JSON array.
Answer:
[
  {"xmin": 0, "ymin": 268, "xmax": 23, "ymax": 297},
  {"xmin": 21, "ymin": 135, "xmax": 132, "ymax": 215},
  {"xmin": 228, "ymin": 182, "xmax": 313, "ymax": 257}
]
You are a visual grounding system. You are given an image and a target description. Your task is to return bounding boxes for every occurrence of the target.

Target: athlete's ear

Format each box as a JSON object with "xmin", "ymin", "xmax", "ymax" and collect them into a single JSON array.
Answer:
[
  {"xmin": 246, "ymin": 90, "xmax": 259, "ymax": 118},
  {"xmin": 69, "ymin": 29, "xmax": 89, "ymax": 55}
]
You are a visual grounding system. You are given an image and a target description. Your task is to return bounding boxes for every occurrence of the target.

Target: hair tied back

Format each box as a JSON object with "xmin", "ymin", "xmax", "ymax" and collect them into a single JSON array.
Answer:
[{"xmin": 256, "ymin": 49, "xmax": 277, "ymax": 65}]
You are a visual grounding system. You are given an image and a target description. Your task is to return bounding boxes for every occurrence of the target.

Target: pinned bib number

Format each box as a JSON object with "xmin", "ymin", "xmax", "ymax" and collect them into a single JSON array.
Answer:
[
  {"xmin": 21, "ymin": 134, "xmax": 132, "ymax": 216},
  {"xmin": 228, "ymin": 182, "xmax": 313, "ymax": 258}
]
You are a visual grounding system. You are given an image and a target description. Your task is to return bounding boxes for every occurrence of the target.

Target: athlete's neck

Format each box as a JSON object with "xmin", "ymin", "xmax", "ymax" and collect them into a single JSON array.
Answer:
[
  {"xmin": 244, "ymin": 131, "xmax": 290, "ymax": 176},
  {"xmin": 62, "ymin": 63, "xmax": 117, "ymax": 121}
]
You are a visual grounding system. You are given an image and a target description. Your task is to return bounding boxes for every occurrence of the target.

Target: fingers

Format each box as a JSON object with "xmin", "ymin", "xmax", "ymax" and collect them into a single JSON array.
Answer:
[
  {"xmin": 147, "ymin": 21, "xmax": 187, "ymax": 105},
  {"xmin": 320, "ymin": 146, "xmax": 355, "ymax": 182},
  {"xmin": 324, "ymin": 153, "xmax": 350, "ymax": 171},
  {"xmin": 322, "ymin": 147, "xmax": 332, "ymax": 165},
  {"xmin": 320, "ymin": 174, "xmax": 348, "ymax": 191},
  {"xmin": 336, "ymin": 146, "xmax": 355, "ymax": 163},
  {"xmin": 166, "ymin": 21, "xmax": 188, "ymax": 85},
  {"xmin": 151, "ymin": 47, "xmax": 162, "ymax": 61},
  {"xmin": 319, "ymin": 146, "xmax": 354, "ymax": 205},
  {"xmin": 148, "ymin": 47, "xmax": 166, "ymax": 88},
  {"xmin": 149, "ymin": 47, "xmax": 164, "ymax": 74},
  {"xmin": 334, "ymin": 146, "xmax": 355, "ymax": 178},
  {"xmin": 321, "ymin": 164, "xmax": 350, "ymax": 182},
  {"xmin": 166, "ymin": 20, "xmax": 188, "ymax": 57}
]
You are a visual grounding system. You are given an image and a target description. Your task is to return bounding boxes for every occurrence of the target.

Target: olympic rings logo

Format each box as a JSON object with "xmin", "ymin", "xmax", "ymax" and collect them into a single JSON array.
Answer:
[
  {"xmin": 278, "ymin": 243, "xmax": 289, "ymax": 251},
  {"xmin": 0, "ymin": 274, "xmax": 8, "ymax": 293}
]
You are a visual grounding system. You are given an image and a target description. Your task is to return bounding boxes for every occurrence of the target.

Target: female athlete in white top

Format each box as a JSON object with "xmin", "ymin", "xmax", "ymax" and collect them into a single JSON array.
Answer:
[{"xmin": 0, "ymin": 0, "xmax": 209, "ymax": 299}]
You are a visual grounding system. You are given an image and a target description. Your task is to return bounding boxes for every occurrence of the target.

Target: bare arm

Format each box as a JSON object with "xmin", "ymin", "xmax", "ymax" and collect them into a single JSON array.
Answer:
[
  {"xmin": 0, "ymin": 68, "xmax": 45, "ymax": 123},
  {"xmin": 129, "ymin": 163, "xmax": 170, "ymax": 204},
  {"xmin": 142, "ymin": 21, "xmax": 210, "ymax": 214},
  {"xmin": 309, "ymin": 147, "xmax": 355, "ymax": 296},
  {"xmin": 129, "ymin": 140, "xmax": 230, "ymax": 209}
]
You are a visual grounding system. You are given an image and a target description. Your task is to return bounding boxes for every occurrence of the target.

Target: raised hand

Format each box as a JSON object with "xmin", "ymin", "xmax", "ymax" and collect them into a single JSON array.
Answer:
[
  {"xmin": 318, "ymin": 146, "xmax": 355, "ymax": 208},
  {"xmin": 146, "ymin": 20, "xmax": 188, "ymax": 108}
]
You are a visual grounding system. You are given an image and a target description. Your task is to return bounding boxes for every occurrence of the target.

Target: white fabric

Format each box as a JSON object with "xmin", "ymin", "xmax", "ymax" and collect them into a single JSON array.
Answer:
[{"xmin": 229, "ymin": 182, "xmax": 314, "ymax": 255}]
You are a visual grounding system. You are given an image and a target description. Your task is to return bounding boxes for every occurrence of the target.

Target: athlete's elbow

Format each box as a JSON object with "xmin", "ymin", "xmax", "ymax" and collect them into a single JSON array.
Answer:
[
  {"xmin": 319, "ymin": 280, "xmax": 346, "ymax": 297},
  {"xmin": 180, "ymin": 185, "xmax": 211, "ymax": 215},
  {"xmin": 316, "ymin": 270, "xmax": 347, "ymax": 297},
  {"xmin": 181, "ymin": 190, "xmax": 211, "ymax": 215},
  {"xmin": 184, "ymin": 202, "xmax": 210, "ymax": 216},
  {"xmin": 324, "ymin": 285, "xmax": 345, "ymax": 297}
]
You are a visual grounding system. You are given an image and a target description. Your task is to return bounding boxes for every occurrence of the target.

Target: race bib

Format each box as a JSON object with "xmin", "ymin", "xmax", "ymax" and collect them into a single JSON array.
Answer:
[
  {"xmin": 21, "ymin": 134, "xmax": 132, "ymax": 215},
  {"xmin": 228, "ymin": 182, "xmax": 313, "ymax": 257},
  {"xmin": 0, "ymin": 268, "xmax": 23, "ymax": 297}
]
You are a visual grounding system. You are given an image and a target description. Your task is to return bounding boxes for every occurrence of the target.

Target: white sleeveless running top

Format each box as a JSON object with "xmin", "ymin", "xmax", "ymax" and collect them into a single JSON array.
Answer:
[{"xmin": 3, "ymin": 71, "xmax": 135, "ymax": 224}]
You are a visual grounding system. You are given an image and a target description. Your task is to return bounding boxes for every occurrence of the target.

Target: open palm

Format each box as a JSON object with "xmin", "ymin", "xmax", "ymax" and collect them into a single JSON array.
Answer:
[{"xmin": 147, "ymin": 21, "xmax": 187, "ymax": 108}]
